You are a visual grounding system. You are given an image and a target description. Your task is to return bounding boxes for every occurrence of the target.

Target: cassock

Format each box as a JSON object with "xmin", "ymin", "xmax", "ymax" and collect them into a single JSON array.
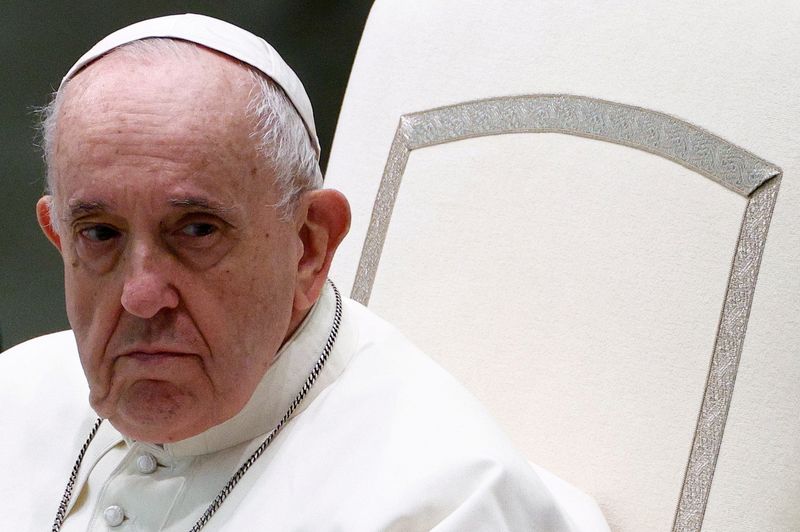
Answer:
[{"xmin": 0, "ymin": 283, "xmax": 608, "ymax": 530}]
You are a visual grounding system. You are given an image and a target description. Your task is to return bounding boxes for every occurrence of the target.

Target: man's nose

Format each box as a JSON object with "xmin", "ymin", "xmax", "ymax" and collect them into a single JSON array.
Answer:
[{"xmin": 120, "ymin": 240, "xmax": 180, "ymax": 319}]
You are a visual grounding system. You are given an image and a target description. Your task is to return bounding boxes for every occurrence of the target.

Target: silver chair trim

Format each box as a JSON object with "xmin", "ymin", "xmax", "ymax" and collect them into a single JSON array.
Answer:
[{"xmin": 351, "ymin": 94, "xmax": 781, "ymax": 531}]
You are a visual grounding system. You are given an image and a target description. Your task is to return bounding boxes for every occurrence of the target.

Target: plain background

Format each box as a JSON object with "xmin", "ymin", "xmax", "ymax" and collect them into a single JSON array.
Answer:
[{"xmin": 0, "ymin": 0, "xmax": 374, "ymax": 350}]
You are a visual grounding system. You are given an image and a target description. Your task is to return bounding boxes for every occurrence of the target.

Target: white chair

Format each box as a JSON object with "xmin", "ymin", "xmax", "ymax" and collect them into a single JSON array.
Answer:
[{"xmin": 324, "ymin": 1, "xmax": 800, "ymax": 530}]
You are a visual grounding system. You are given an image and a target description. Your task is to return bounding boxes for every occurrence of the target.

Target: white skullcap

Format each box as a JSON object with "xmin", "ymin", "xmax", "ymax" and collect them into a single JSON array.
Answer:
[{"xmin": 61, "ymin": 13, "xmax": 320, "ymax": 157}]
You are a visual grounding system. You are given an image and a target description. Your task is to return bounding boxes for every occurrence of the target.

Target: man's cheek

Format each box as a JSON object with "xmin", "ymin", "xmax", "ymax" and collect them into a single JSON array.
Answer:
[{"xmin": 72, "ymin": 306, "xmax": 117, "ymax": 393}]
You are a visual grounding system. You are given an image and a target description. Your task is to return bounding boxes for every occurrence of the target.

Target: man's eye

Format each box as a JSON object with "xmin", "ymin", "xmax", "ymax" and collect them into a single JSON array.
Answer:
[
  {"xmin": 180, "ymin": 223, "xmax": 217, "ymax": 237},
  {"xmin": 80, "ymin": 225, "xmax": 120, "ymax": 242}
]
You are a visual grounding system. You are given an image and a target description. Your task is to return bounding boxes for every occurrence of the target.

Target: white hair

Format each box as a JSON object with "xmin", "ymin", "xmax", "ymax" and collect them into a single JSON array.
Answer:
[{"xmin": 39, "ymin": 38, "xmax": 322, "ymax": 224}]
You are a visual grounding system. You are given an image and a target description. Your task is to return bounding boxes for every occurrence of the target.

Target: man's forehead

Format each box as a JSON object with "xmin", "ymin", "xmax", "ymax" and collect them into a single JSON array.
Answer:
[
  {"xmin": 53, "ymin": 60, "xmax": 273, "ymax": 209},
  {"xmin": 57, "ymin": 45, "xmax": 258, "ymax": 153},
  {"xmin": 57, "ymin": 174, "xmax": 256, "ymax": 224},
  {"xmin": 61, "ymin": 13, "xmax": 320, "ymax": 158},
  {"xmin": 64, "ymin": 43, "xmax": 250, "ymax": 104}
]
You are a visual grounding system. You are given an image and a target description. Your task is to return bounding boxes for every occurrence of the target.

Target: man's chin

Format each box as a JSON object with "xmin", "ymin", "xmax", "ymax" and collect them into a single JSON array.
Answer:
[{"xmin": 102, "ymin": 380, "xmax": 210, "ymax": 443}]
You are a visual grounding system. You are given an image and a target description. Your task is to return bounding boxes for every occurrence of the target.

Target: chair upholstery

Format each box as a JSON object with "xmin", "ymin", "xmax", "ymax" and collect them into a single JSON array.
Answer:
[{"xmin": 324, "ymin": 1, "xmax": 800, "ymax": 530}]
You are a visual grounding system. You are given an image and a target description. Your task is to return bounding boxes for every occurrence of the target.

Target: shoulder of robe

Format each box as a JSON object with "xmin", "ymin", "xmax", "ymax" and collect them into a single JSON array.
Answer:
[
  {"xmin": 228, "ymin": 298, "xmax": 578, "ymax": 531},
  {"xmin": 0, "ymin": 331, "xmax": 97, "ymax": 531},
  {"xmin": 0, "ymin": 330, "xmax": 92, "ymax": 437},
  {"xmin": 0, "ymin": 330, "xmax": 88, "ymax": 404}
]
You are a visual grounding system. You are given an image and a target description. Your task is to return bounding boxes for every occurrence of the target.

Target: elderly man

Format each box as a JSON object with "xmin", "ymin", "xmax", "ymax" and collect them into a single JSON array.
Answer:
[{"xmin": 0, "ymin": 14, "xmax": 599, "ymax": 531}]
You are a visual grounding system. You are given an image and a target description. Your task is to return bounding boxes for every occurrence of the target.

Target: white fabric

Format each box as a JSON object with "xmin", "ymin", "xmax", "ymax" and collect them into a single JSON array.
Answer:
[
  {"xmin": 61, "ymin": 13, "xmax": 320, "ymax": 156},
  {"xmin": 324, "ymin": 1, "xmax": 800, "ymax": 530},
  {"xmin": 0, "ymin": 284, "xmax": 608, "ymax": 531}
]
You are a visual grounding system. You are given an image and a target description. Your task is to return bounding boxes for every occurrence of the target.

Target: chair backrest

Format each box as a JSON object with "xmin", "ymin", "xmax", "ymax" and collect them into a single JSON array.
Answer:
[{"xmin": 324, "ymin": 1, "xmax": 800, "ymax": 530}]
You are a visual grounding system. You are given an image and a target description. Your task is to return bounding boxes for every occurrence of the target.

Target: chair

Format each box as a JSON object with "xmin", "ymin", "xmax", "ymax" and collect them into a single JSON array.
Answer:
[{"xmin": 324, "ymin": 1, "xmax": 800, "ymax": 530}]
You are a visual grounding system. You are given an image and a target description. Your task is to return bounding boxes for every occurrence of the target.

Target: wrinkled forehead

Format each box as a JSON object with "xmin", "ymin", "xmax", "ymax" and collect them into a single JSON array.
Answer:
[
  {"xmin": 51, "ymin": 49, "xmax": 281, "ymax": 211},
  {"xmin": 61, "ymin": 13, "xmax": 320, "ymax": 158}
]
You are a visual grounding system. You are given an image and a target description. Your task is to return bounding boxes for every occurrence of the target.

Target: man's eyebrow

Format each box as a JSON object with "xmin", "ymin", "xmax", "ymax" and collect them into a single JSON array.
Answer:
[
  {"xmin": 66, "ymin": 200, "xmax": 108, "ymax": 220},
  {"xmin": 168, "ymin": 197, "xmax": 237, "ymax": 215}
]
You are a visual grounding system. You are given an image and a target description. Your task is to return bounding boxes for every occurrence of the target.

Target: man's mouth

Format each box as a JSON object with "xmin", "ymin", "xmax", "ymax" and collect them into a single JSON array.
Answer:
[{"xmin": 126, "ymin": 352, "xmax": 192, "ymax": 362}]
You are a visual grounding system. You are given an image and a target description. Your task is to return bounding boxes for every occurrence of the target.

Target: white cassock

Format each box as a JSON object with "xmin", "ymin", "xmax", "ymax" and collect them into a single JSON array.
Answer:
[{"xmin": 0, "ymin": 283, "xmax": 608, "ymax": 531}]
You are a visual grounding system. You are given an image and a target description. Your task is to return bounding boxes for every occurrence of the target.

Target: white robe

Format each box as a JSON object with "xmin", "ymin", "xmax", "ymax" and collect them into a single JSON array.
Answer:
[{"xmin": 0, "ymin": 284, "xmax": 608, "ymax": 531}]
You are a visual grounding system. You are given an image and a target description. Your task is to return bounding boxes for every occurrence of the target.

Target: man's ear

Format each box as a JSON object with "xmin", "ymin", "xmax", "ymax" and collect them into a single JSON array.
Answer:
[
  {"xmin": 292, "ymin": 189, "xmax": 351, "ymax": 313},
  {"xmin": 36, "ymin": 196, "xmax": 62, "ymax": 251}
]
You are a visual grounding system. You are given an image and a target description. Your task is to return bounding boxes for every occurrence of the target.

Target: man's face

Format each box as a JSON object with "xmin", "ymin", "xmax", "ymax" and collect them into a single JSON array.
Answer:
[{"xmin": 42, "ymin": 48, "xmax": 305, "ymax": 443}]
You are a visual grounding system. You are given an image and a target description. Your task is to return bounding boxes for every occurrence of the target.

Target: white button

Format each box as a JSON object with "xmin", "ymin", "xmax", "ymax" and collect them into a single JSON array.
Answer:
[
  {"xmin": 136, "ymin": 453, "xmax": 158, "ymax": 474},
  {"xmin": 103, "ymin": 505, "xmax": 125, "ymax": 527}
]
